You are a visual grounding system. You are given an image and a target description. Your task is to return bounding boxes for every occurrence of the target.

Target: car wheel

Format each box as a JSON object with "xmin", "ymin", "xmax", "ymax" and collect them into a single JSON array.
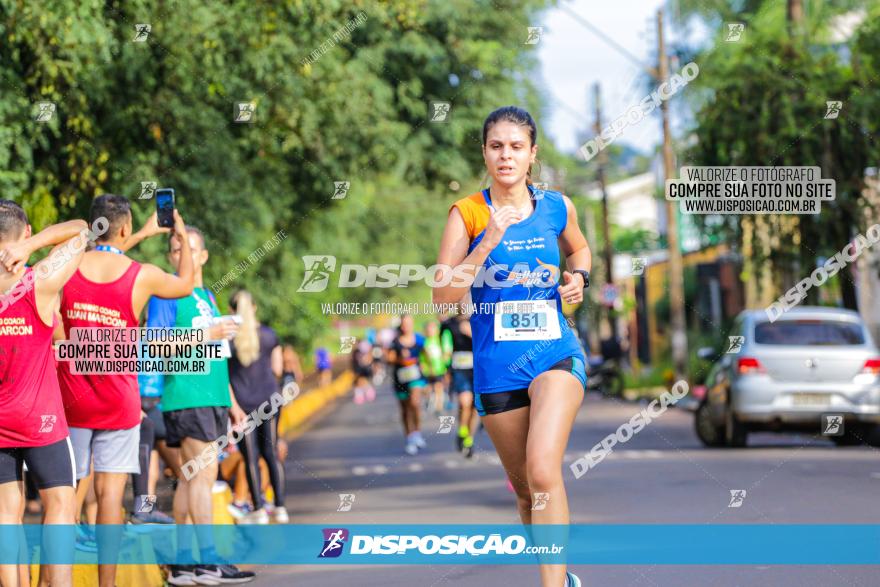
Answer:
[
  {"xmin": 865, "ymin": 424, "xmax": 880, "ymax": 447},
  {"xmin": 724, "ymin": 406, "xmax": 748, "ymax": 448},
  {"xmin": 831, "ymin": 423, "xmax": 868, "ymax": 446},
  {"xmin": 695, "ymin": 401, "xmax": 724, "ymax": 447}
]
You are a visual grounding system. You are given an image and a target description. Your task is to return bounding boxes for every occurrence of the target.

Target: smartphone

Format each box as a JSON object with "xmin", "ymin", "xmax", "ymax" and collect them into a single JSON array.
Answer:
[{"xmin": 156, "ymin": 188, "xmax": 175, "ymax": 228}]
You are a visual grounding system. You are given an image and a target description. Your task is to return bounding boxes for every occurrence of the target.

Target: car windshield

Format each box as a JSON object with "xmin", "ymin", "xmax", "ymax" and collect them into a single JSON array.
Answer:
[{"xmin": 754, "ymin": 320, "xmax": 865, "ymax": 346}]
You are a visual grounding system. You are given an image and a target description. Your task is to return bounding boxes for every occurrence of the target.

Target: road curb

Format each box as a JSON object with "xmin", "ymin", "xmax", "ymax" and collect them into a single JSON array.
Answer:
[{"xmin": 278, "ymin": 371, "xmax": 355, "ymax": 440}]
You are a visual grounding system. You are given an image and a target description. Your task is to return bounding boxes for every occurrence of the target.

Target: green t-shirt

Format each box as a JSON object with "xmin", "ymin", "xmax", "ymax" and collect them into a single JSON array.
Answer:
[
  {"xmin": 420, "ymin": 335, "xmax": 447, "ymax": 377},
  {"xmin": 147, "ymin": 287, "xmax": 231, "ymax": 412}
]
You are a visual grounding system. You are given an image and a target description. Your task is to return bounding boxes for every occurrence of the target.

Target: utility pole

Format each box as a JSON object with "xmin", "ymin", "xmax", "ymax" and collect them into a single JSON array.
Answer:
[
  {"xmin": 561, "ymin": 4, "xmax": 687, "ymax": 378},
  {"xmin": 657, "ymin": 9, "xmax": 688, "ymax": 382},
  {"xmin": 593, "ymin": 82, "xmax": 617, "ymax": 339}
]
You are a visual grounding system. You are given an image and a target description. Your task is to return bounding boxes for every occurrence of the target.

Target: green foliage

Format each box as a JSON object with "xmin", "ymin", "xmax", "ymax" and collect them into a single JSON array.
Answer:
[
  {"xmin": 612, "ymin": 226, "xmax": 660, "ymax": 253},
  {"xmin": 682, "ymin": 1, "xmax": 879, "ymax": 300},
  {"xmin": 0, "ymin": 0, "xmax": 550, "ymax": 350}
]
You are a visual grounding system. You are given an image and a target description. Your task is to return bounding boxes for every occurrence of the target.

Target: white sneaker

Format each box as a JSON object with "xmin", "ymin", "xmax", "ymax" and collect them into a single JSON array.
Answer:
[
  {"xmin": 413, "ymin": 432, "xmax": 427, "ymax": 449},
  {"xmin": 237, "ymin": 508, "xmax": 269, "ymax": 525},
  {"xmin": 404, "ymin": 441, "xmax": 418, "ymax": 455},
  {"xmin": 271, "ymin": 506, "xmax": 289, "ymax": 523},
  {"xmin": 566, "ymin": 571, "xmax": 582, "ymax": 587}
]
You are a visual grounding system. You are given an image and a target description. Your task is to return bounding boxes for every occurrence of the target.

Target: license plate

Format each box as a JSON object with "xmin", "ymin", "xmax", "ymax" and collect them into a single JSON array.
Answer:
[{"xmin": 792, "ymin": 393, "xmax": 831, "ymax": 406}]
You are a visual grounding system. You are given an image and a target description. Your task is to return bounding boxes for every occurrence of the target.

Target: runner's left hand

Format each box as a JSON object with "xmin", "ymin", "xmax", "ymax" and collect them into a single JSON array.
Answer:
[
  {"xmin": 557, "ymin": 271, "xmax": 584, "ymax": 305},
  {"xmin": 139, "ymin": 211, "xmax": 171, "ymax": 238}
]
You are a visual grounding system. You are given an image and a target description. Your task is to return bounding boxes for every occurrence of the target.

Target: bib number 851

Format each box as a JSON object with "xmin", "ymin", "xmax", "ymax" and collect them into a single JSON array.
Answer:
[{"xmin": 502, "ymin": 312, "xmax": 547, "ymax": 329}]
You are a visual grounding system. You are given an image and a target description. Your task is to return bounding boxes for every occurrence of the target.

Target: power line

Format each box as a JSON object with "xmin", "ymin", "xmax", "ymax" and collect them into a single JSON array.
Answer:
[{"xmin": 558, "ymin": 3, "xmax": 657, "ymax": 77}]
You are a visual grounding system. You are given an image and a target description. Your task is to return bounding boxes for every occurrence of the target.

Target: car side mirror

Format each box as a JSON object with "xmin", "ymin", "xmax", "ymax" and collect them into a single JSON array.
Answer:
[{"xmin": 697, "ymin": 346, "xmax": 716, "ymax": 361}]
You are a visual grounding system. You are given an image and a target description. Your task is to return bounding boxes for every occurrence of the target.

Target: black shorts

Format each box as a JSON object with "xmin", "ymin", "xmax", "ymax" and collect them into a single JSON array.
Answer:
[
  {"xmin": 475, "ymin": 356, "xmax": 587, "ymax": 416},
  {"xmin": 354, "ymin": 364, "xmax": 372, "ymax": 378},
  {"xmin": 163, "ymin": 407, "xmax": 229, "ymax": 448},
  {"xmin": 0, "ymin": 438, "xmax": 76, "ymax": 490}
]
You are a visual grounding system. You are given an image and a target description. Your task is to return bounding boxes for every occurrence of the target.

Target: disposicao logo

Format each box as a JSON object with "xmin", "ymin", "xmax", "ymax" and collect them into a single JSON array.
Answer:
[{"xmin": 318, "ymin": 528, "xmax": 349, "ymax": 558}]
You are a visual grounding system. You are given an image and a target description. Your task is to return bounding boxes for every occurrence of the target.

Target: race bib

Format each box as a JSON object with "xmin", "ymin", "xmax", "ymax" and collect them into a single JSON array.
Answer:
[
  {"xmin": 451, "ymin": 351, "xmax": 474, "ymax": 370},
  {"xmin": 396, "ymin": 364, "xmax": 421, "ymax": 383},
  {"xmin": 493, "ymin": 300, "xmax": 561, "ymax": 342}
]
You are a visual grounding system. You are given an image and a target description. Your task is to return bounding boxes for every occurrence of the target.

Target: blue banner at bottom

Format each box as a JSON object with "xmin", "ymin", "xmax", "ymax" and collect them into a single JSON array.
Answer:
[{"xmin": 2, "ymin": 524, "xmax": 879, "ymax": 565}]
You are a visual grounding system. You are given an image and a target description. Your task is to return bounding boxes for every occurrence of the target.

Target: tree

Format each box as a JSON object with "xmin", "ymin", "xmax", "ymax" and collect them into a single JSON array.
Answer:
[
  {"xmin": 680, "ymin": 1, "xmax": 879, "ymax": 306},
  {"xmin": 0, "ymin": 0, "xmax": 552, "ymax": 348}
]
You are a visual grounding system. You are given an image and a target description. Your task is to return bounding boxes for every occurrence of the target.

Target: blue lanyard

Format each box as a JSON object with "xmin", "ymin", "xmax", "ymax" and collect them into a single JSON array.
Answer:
[{"xmin": 95, "ymin": 244, "xmax": 124, "ymax": 255}]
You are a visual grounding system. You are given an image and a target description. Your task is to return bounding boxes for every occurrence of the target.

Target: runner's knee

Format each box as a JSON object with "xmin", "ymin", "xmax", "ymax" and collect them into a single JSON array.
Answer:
[
  {"xmin": 40, "ymin": 487, "xmax": 75, "ymax": 520},
  {"xmin": 526, "ymin": 460, "xmax": 561, "ymax": 492}
]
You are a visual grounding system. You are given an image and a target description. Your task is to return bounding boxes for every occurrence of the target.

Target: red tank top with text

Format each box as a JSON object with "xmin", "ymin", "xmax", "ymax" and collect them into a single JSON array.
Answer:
[
  {"xmin": 58, "ymin": 261, "xmax": 142, "ymax": 430},
  {"xmin": 0, "ymin": 268, "xmax": 69, "ymax": 447}
]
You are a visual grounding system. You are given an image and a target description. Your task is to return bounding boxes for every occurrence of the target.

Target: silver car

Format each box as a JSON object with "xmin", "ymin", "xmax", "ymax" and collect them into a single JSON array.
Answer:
[{"xmin": 695, "ymin": 307, "xmax": 880, "ymax": 447}]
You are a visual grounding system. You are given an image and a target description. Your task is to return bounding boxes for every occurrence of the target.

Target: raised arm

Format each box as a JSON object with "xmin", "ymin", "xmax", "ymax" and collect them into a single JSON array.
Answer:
[
  {"xmin": 0, "ymin": 219, "xmax": 88, "ymax": 276},
  {"xmin": 120, "ymin": 212, "xmax": 170, "ymax": 252},
  {"xmin": 13, "ymin": 220, "xmax": 91, "ymax": 323},
  {"xmin": 140, "ymin": 210, "xmax": 194, "ymax": 299}
]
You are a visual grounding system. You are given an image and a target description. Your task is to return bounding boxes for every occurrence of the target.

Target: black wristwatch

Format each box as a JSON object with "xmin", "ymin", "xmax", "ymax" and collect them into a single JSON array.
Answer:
[{"xmin": 573, "ymin": 269, "xmax": 590, "ymax": 289}]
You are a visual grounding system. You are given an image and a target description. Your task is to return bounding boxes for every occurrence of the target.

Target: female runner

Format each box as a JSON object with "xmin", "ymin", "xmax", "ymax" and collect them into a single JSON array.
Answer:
[
  {"xmin": 433, "ymin": 106, "xmax": 591, "ymax": 587},
  {"xmin": 388, "ymin": 314, "xmax": 428, "ymax": 455}
]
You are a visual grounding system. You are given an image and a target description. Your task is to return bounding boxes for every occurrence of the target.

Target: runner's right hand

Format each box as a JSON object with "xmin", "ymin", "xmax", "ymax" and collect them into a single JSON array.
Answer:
[{"xmin": 481, "ymin": 205, "xmax": 522, "ymax": 249}]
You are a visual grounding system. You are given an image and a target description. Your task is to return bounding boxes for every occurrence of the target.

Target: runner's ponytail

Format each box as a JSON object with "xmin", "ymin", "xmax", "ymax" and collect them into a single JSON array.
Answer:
[{"xmin": 231, "ymin": 289, "xmax": 260, "ymax": 366}]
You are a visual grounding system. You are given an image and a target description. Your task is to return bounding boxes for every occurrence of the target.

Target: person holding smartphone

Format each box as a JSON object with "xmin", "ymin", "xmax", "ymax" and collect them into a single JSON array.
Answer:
[
  {"xmin": 55, "ymin": 194, "xmax": 196, "ymax": 587},
  {"xmin": 432, "ymin": 106, "xmax": 591, "ymax": 587}
]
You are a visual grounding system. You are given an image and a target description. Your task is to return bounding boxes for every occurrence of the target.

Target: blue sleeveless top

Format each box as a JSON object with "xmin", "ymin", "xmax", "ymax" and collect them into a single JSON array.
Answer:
[{"xmin": 462, "ymin": 187, "xmax": 585, "ymax": 394}]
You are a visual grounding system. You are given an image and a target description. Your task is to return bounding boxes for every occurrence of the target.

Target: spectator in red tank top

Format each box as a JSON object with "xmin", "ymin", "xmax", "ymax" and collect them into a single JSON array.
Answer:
[
  {"xmin": 0, "ymin": 199, "xmax": 89, "ymax": 587},
  {"xmin": 56, "ymin": 194, "xmax": 195, "ymax": 587}
]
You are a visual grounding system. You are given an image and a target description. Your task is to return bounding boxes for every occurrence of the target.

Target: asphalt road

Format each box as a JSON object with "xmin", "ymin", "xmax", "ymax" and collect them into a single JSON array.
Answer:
[{"xmin": 248, "ymin": 380, "xmax": 880, "ymax": 586}]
